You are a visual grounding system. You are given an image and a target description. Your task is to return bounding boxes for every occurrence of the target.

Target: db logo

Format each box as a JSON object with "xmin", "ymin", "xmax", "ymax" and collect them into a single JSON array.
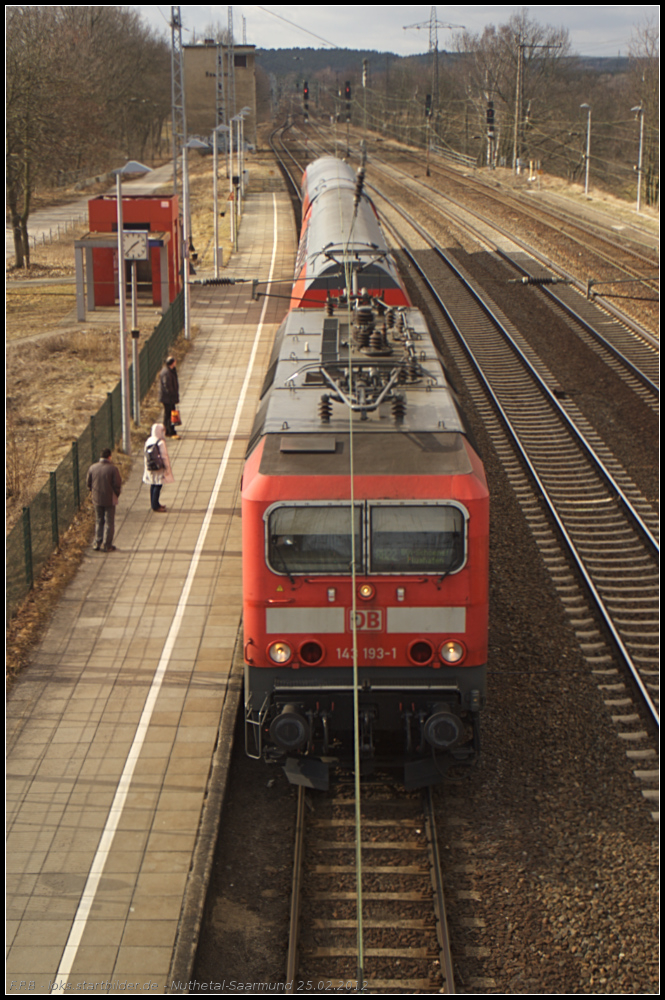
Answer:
[{"xmin": 349, "ymin": 609, "xmax": 384, "ymax": 632}]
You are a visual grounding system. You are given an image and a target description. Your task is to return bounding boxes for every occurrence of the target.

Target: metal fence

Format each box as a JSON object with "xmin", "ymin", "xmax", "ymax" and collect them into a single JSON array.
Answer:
[{"xmin": 7, "ymin": 290, "xmax": 184, "ymax": 620}]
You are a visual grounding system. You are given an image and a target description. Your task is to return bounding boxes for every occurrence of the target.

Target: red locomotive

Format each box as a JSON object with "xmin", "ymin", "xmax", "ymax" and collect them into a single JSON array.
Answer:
[
  {"xmin": 242, "ymin": 159, "xmax": 488, "ymax": 789},
  {"xmin": 291, "ymin": 156, "xmax": 410, "ymax": 309}
]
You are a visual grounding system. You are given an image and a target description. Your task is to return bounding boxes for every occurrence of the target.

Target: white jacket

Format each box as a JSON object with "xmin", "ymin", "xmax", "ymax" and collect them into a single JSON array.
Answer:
[{"xmin": 142, "ymin": 423, "xmax": 175, "ymax": 486}]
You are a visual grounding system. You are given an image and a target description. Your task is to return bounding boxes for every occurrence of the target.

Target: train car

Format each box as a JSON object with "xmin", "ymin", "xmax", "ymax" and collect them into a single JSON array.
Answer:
[
  {"xmin": 242, "ymin": 291, "xmax": 489, "ymax": 789},
  {"xmin": 291, "ymin": 156, "xmax": 410, "ymax": 309}
]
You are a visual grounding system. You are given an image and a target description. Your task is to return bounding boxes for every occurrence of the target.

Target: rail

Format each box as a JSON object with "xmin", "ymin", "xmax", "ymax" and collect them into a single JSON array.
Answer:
[
  {"xmin": 380, "ymin": 203, "xmax": 659, "ymax": 727},
  {"xmin": 285, "ymin": 782, "xmax": 456, "ymax": 993}
]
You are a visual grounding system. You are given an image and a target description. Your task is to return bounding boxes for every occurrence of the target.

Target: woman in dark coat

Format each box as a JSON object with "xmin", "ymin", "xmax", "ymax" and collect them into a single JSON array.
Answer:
[{"xmin": 159, "ymin": 356, "xmax": 180, "ymax": 438}]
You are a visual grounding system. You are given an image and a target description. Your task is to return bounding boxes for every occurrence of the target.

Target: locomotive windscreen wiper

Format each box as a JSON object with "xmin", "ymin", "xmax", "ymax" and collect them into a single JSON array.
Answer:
[
  {"xmin": 437, "ymin": 534, "xmax": 464, "ymax": 584},
  {"xmin": 270, "ymin": 535, "xmax": 295, "ymax": 584}
]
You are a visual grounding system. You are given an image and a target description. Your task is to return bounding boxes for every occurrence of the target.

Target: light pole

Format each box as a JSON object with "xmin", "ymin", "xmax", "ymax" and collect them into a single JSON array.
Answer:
[
  {"xmin": 238, "ymin": 106, "xmax": 250, "ymax": 201},
  {"xmin": 231, "ymin": 109, "xmax": 250, "ymax": 223},
  {"xmin": 111, "ymin": 160, "xmax": 151, "ymax": 454},
  {"xmin": 230, "ymin": 113, "xmax": 248, "ymax": 243},
  {"xmin": 229, "ymin": 116, "xmax": 240, "ymax": 251},
  {"xmin": 580, "ymin": 103, "xmax": 591, "ymax": 197},
  {"xmin": 212, "ymin": 125, "xmax": 230, "ymax": 277},
  {"xmin": 630, "ymin": 105, "xmax": 644, "ymax": 213},
  {"xmin": 182, "ymin": 138, "xmax": 209, "ymax": 340}
]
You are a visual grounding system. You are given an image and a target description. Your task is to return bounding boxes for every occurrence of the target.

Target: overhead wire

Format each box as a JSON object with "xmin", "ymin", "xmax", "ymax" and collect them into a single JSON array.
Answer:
[
  {"xmin": 254, "ymin": 6, "xmax": 338, "ymax": 49},
  {"xmin": 335, "ymin": 146, "xmax": 368, "ymax": 992}
]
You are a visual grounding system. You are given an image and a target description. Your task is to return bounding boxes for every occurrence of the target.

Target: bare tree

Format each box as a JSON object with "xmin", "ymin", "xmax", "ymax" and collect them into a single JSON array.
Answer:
[
  {"xmin": 196, "ymin": 21, "xmax": 234, "ymax": 45},
  {"xmin": 454, "ymin": 11, "xmax": 572, "ymax": 169},
  {"xmin": 6, "ymin": 6, "xmax": 59, "ymax": 267},
  {"xmin": 629, "ymin": 17, "xmax": 659, "ymax": 206},
  {"xmin": 6, "ymin": 5, "xmax": 170, "ymax": 269}
]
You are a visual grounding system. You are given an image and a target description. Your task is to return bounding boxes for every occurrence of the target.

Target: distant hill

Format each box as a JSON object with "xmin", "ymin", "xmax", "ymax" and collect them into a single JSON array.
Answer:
[
  {"xmin": 565, "ymin": 55, "xmax": 630, "ymax": 74},
  {"xmin": 256, "ymin": 46, "xmax": 630, "ymax": 79},
  {"xmin": 256, "ymin": 47, "xmax": 430, "ymax": 78}
]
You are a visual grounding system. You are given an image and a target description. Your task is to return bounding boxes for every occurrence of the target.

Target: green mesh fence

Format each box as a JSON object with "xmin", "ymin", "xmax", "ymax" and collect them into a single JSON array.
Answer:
[
  {"xmin": 77, "ymin": 423, "xmax": 93, "ymax": 502},
  {"xmin": 7, "ymin": 291, "xmax": 184, "ymax": 619},
  {"xmin": 55, "ymin": 449, "xmax": 78, "ymax": 534}
]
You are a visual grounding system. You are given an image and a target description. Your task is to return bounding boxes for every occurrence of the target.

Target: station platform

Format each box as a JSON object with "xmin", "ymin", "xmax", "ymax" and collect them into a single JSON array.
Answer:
[{"xmin": 7, "ymin": 183, "xmax": 297, "ymax": 994}]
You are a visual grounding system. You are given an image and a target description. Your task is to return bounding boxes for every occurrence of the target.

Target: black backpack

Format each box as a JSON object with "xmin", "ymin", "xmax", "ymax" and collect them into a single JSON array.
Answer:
[{"xmin": 145, "ymin": 439, "xmax": 165, "ymax": 472}]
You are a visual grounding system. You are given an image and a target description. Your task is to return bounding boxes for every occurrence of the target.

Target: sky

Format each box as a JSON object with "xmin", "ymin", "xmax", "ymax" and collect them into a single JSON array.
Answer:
[{"xmin": 135, "ymin": 5, "xmax": 659, "ymax": 58}]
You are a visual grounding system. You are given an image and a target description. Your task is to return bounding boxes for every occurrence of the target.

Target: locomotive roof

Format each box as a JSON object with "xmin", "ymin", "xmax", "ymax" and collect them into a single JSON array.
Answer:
[
  {"xmin": 251, "ymin": 306, "xmax": 466, "ymax": 445},
  {"xmin": 258, "ymin": 431, "xmax": 473, "ymax": 477}
]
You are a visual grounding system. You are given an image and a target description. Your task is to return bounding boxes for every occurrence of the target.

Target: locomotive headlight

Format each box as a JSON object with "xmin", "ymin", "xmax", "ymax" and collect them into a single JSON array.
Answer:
[
  {"xmin": 439, "ymin": 640, "xmax": 466, "ymax": 664},
  {"xmin": 358, "ymin": 583, "xmax": 375, "ymax": 600},
  {"xmin": 268, "ymin": 641, "xmax": 293, "ymax": 664}
]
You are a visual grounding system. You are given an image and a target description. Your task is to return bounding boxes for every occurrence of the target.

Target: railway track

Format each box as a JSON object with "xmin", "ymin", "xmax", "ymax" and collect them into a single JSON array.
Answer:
[
  {"xmin": 380, "ymin": 151, "xmax": 659, "ymax": 290},
  {"xmin": 186, "ymin": 127, "xmax": 659, "ymax": 997},
  {"xmin": 269, "ymin": 124, "xmax": 659, "ymax": 810},
  {"xmin": 288, "ymin": 120, "xmax": 659, "ymax": 349},
  {"xmin": 366, "ymin": 164, "xmax": 659, "ymax": 395},
  {"xmin": 270, "ymin": 123, "xmax": 305, "ymax": 229},
  {"xmin": 317, "ymin": 122, "xmax": 659, "ymax": 315},
  {"xmin": 287, "ymin": 783, "xmax": 456, "ymax": 994},
  {"xmin": 372, "ymin": 202, "xmax": 659, "ymax": 811},
  {"xmin": 383, "ymin": 198, "xmax": 658, "ymax": 712}
]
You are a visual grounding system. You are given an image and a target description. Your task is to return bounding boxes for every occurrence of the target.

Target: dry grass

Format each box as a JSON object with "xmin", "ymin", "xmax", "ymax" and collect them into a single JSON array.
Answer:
[
  {"xmin": 6, "ymin": 408, "xmax": 45, "ymax": 510},
  {"xmin": 6, "ymin": 327, "xmax": 125, "ymax": 532},
  {"xmin": 5, "ymin": 183, "xmax": 197, "ymax": 688},
  {"xmin": 6, "ymin": 284, "xmax": 79, "ymax": 342}
]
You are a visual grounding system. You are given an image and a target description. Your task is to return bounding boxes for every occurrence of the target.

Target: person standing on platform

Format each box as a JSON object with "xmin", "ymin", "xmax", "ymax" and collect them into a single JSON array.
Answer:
[
  {"xmin": 159, "ymin": 355, "xmax": 180, "ymax": 438},
  {"xmin": 86, "ymin": 448, "xmax": 122, "ymax": 551},
  {"xmin": 142, "ymin": 423, "xmax": 175, "ymax": 512}
]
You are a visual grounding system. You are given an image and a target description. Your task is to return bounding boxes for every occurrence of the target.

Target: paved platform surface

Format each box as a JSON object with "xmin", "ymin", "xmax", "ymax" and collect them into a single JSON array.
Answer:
[{"xmin": 7, "ymin": 181, "xmax": 297, "ymax": 995}]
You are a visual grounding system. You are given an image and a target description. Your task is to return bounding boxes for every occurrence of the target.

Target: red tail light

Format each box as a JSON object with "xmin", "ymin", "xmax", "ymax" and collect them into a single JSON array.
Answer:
[
  {"xmin": 407, "ymin": 640, "xmax": 434, "ymax": 665},
  {"xmin": 299, "ymin": 640, "xmax": 325, "ymax": 665}
]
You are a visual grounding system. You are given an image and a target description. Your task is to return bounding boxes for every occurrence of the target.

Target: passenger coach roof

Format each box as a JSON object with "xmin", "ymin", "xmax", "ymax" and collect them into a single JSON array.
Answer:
[
  {"xmin": 306, "ymin": 188, "xmax": 391, "ymax": 279},
  {"xmin": 302, "ymin": 156, "xmax": 357, "ymax": 204}
]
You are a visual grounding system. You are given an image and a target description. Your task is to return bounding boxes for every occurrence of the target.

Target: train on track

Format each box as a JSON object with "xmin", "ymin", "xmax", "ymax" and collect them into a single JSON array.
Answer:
[{"xmin": 242, "ymin": 156, "xmax": 489, "ymax": 789}]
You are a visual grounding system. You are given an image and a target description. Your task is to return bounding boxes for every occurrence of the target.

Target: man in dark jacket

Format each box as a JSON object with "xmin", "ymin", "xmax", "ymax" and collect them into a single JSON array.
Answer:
[
  {"xmin": 159, "ymin": 355, "xmax": 180, "ymax": 438},
  {"xmin": 86, "ymin": 449, "xmax": 122, "ymax": 551}
]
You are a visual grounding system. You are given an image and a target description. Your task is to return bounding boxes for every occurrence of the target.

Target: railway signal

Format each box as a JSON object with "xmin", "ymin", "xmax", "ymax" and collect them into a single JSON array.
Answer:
[
  {"xmin": 486, "ymin": 101, "xmax": 496, "ymax": 169},
  {"xmin": 425, "ymin": 94, "xmax": 433, "ymax": 175},
  {"xmin": 303, "ymin": 81, "xmax": 309, "ymax": 122}
]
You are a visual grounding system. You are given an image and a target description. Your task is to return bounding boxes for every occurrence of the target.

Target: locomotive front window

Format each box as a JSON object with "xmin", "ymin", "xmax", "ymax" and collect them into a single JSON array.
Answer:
[
  {"xmin": 268, "ymin": 505, "xmax": 362, "ymax": 575},
  {"xmin": 369, "ymin": 505, "xmax": 465, "ymax": 574}
]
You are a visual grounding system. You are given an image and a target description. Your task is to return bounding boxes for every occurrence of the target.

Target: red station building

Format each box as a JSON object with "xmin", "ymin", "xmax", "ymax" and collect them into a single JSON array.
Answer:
[{"xmin": 79, "ymin": 194, "xmax": 182, "ymax": 313}]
